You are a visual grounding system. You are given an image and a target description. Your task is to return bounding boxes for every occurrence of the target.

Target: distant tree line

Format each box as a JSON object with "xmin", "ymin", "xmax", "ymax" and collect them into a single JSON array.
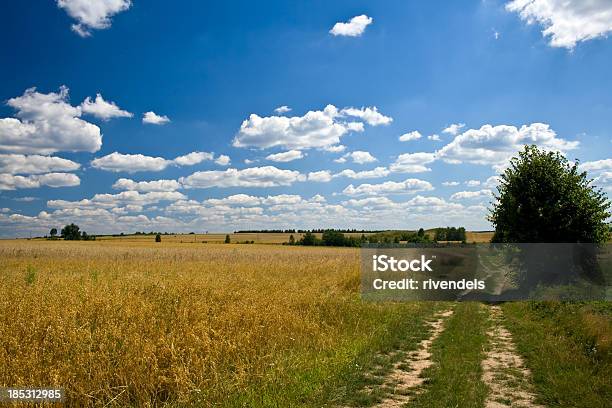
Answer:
[
  {"xmin": 433, "ymin": 227, "xmax": 466, "ymax": 242},
  {"xmin": 236, "ymin": 228, "xmax": 384, "ymax": 234},
  {"xmin": 286, "ymin": 228, "xmax": 441, "ymax": 247},
  {"xmin": 49, "ymin": 223, "xmax": 95, "ymax": 241}
]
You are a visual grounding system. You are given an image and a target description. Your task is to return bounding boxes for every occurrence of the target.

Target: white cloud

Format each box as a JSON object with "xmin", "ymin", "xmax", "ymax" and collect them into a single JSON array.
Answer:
[
  {"xmin": 274, "ymin": 106, "xmax": 292, "ymax": 114},
  {"xmin": 91, "ymin": 151, "xmax": 216, "ymax": 172},
  {"xmin": 91, "ymin": 152, "xmax": 170, "ymax": 173},
  {"xmin": 340, "ymin": 151, "xmax": 377, "ymax": 164},
  {"xmin": 506, "ymin": 0, "xmax": 612, "ymax": 49},
  {"xmin": 180, "ymin": 166, "xmax": 304, "ymax": 189},
  {"xmin": 442, "ymin": 123, "xmax": 465, "ymax": 135},
  {"xmin": 0, "ymin": 173, "xmax": 80, "ymax": 190},
  {"xmin": 80, "ymin": 93, "xmax": 132, "ymax": 120},
  {"xmin": 389, "ymin": 152, "xmax": 436, "ymax": 173},
  {"xmin": 215, "ymin": 154, "xmax": 231, "ymax": 166},
  {"xmin": 57, "ymin": 0, "xmax": 132, "ymax": 37},
  {"xmin": 580, "ymin": 158, "xmax": 612, "ymax": 172},
  {"xmin": 465, "ymin": 179, "xmax": 481, "ymax": 187},
  {"xmin": 343, "ymin": 178, "xmax": 434, "ymax": 196},
  {"xmin": 340, "ymin": 107, "xmax": 392, "ymax": 126},
  {"xmin": 321, "ymin": 144, "xmax": 346, "ymax": 153},
  {"xmin": 233, "ymin": 104, "xmax": 389, "ymax": 150},
  {"xmin": 0, "ymin": 154, "xmax": 80, "ymax": 175},
  {"xmin": 437, "ymin": 123, "xmax": 578, "ymax": 168},
  {"xmin": 329, "ymin": 14, "xmax": 373, "ymax": 37},
  {"xmin": 49, "ymin": 192, "xmax": 184, "ymax": 210},
  {"xmin": 334, "ymin": 167, "xmax": 390, "ymax": 179},
  {"xmin": 266, "ymin": 150, "xmax": 304, "ymax": 162},
  {"xmin": 399, "ymin": 131, "xmax": 422, "ymax": 142},
  {"xmin": 0, "ymin": 86, "xmax": 102, "ymax": 154},
  {"xmin": 442, "ymin": 181, "xmax": 460, "ymax": 186},
  {"xmin": 174, "ymin": 151, "xmax": 214, "ymax": 166},
  {"xmin": 450, "ymin": 189, "xmax": 493, "ymax": 200},
  {"xmin": 308, "ymin": 170, "xmax": 333, "ymax": 182},
  {"xmin": 428, "ymin": 134, "xmax": 441, "ymax": 141},
  {"xmin": 112, "ymin": 178, "xmax": 181, "ymax": 192},
  {"xmin": 142, "ymin": 111, "xmax": 170, "ymax": 125}
]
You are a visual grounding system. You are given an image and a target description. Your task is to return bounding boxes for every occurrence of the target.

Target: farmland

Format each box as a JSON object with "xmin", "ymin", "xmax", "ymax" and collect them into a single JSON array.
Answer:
[{"xmin": 1, "ymin": 239, "xmax": 610, "ymax": 407}]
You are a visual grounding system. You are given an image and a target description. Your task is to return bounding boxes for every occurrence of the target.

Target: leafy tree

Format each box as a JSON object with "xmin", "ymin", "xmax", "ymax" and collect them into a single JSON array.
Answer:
[
  {"xmin": 288, "ymin": 234, "xmax": 295, "ymax": 245},
  {"xmin": 224, "ymin": 234, "xmax": 231, "ymax": 244},
  {"xmin": 417, "ymin": 228, "xmax": 425, "ymax": 237},
  {"xmin": 300, "ymin": 231, "xmax": 317, "ymax": 246},
  {"xmin": 49, "ymin": 228, "xmax": 57, "ymax": 238},
  {"xmin": 321, "ymin": 230, "xmax": 346, "ymax": 246},
  {"xmin": 155, "ymin": 233, "xmax": 162, "ymax": 243},
  {"xmin": 489, "ymin": 145, "xmax": 610, "ymax": 243},
  {"xmin": 61, "ymin": 223, "xmax": 81, "ymax": 240}
]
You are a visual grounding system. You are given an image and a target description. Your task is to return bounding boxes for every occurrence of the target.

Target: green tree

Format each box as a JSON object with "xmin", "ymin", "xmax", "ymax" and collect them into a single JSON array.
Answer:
[
  {"xmin": 61, "ymin": 223, "xmax": 81, "ymax": 240},
  {"xmin": 417, "ymin": 228, "xmax": 425, "ymax": 237},
  {"xmin": 288, "ymin": 234, "xmax": 295, "ymax": 245},
  {"xmin": 300, "ymin": 231, "xmax": 317, "ymax": 246},
  {"xmin": 224, "ymin": 234, "xmax": 231, "ymax": 244},
  {"xmin": 321, "ymin": 230, "xmax": 346, "ymax": 246},
  {"xmin": 49, "ymin": 228, "xmax": 57, "ymax": 238},
  {"xmin": 489, "ymin": 145, "xmax": 610, "ymax": 243},
  {"xmin": 155, "ymin": 233, "xmax": 162, "ymax": 243}
]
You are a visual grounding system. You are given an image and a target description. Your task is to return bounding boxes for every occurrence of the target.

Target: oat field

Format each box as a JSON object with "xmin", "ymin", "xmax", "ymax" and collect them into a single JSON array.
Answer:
[{"xmin": 1, "ymin": 240, "xmax": 610, "ymax": 407}]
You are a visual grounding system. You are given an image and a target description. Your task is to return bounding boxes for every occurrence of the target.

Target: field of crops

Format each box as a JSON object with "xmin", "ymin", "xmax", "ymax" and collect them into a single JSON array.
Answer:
[
  {"xmin": 1, "ymin": 240, "xmax": 609, "ymax": 407},
  {"xmin": 0, "ymin": 240, "xmax": 445, "ymax": 406}
]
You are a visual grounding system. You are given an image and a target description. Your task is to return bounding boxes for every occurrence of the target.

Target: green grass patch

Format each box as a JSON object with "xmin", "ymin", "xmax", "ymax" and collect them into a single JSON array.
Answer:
[
  {"xmin": 502, "ymin": 301, "xmax": 611, "ymax": 408},
  {"xmin": 411, "ymin": 302, "xmax": 489, "ymax": 408}
]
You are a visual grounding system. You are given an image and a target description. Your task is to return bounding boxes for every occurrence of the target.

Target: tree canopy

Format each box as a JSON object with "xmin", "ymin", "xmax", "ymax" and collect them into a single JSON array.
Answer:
[{"xmin": 489, "ymin": 145, "xmax": 610, "ymax": 243}]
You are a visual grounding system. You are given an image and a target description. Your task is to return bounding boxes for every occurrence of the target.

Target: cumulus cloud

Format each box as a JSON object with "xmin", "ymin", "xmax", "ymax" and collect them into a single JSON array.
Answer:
[
  {"xmin": 232, "ymin": 104, "xmax": 390, "ymax": 150},
  {"xmin": 112, "ymin": 178, "xmax": 181, "ymax": 192},
  {"xmin": 48, "ymin": 190, "xmax": 186, "ymax": 210},
  {"xmin": 321, "ymin": 145, "xmax": 346, "ymax": 153},
  {"xmin": 0, "ymin": 154, "xmax": 80, "ymax": 175},
  {"xmin": 266, "ymin": 150, "xmax": 304, "ymax": 162},
  {"xmin": 337, "ymin": 151, "xmax": 377, "ymax": 164},
  {"xmin": 91, "ymin": 151, "xmax": 219, "ymax": 172},
  {"xmin": 442, "ymin": 123, "xmax": 465, "ymax": 135},
  {"xmin": 142, "ymin": 111, "xmax": 171, "ymax": 125},
  {"xmin": 450, "ymin": 189, "xmax": 493, "ymax": 200},
  {"xmin": 343, "ymin": 178, "xmax": 434, "ymax": 196},
  {"xmin": 179, "ymin": 166, "xmax": 304, "ymax": 189},
  {"xmin": 329, "ymin": 14, "xmax": 373, "ymax": 37},
  {"xmin": 80, "ymin": 93, "xmax": 132, "ymax": 120},
  {"xmin": 390, "ymin": 152, "xmax": 436, "ymax": 173},
  {"xmin": 0, "ymin": 86, "xmax": 102, "ymax": 154},
  {"xmin": 465, "ymin": 179, "xmax": 481, "ymax": 187},
  {"xmin": 215, "ymin": 154, "xmax": 231, "ymax": 166},
  {"xmin": 0, "ymin": 173, "xmax": 80, "ymax": 190},
  {"xmin": 91, "ymin": 152, "xmax": 171, "ymax": 173},
  {"xmin": 436, "ymin": 123, "xmax": 578, "ymax": 169},
  {"xmin": 399, "ymin": 131, "xmax": 422, "ymax": 142},
  {"xmin": 334, "ymin": 167, "xmax": 390, "ymax": 179},
  {"xmin": 174, "ymin": 151, "xmax": 214, "ymax": 166},
  {"xmin": 428, "ymin": 134, "xmax": 441, "ymax": 141},
  {"xmin": 307, "ymin": 170, "xmax": 333, "ymax": 182},
  {"xmin": 442, "ymin": 181, "xmax": 460, "ymax": 186},
  {"xmin": 580, "ymin": 158, "xmax": 612, "ymax": 172},
  {"xmin": 506, "ymin": 0, "xmax": 612, "ymax": 49},
  {"xmin": 57, "ymin": 0, "xmax": 132, "ymax": 37},
  {"xmin": 340, "ymin": 107, "xmax": 392, "ymax": 126},
  {"xmin": 274, "ymin": 106, "xmax": 291, "ymax": 114}
]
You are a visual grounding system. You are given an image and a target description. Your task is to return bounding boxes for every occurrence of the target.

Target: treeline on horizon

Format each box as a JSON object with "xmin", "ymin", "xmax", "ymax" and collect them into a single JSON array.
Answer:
[
  {"xmin": 235, "ymin": 228, "xmax": 385, "ymax": 233},
  {"xmin": 285, "ymin": 227, "xmax": 467, "ymax": 247}
]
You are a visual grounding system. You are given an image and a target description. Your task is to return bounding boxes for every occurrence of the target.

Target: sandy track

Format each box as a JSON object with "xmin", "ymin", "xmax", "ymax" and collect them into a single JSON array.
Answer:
[
  {"xmin": 482, "ymin": 305, "xmax": 544, "ymax": 408},
  {"xmin": 370, "ymin": 309, "xmax": 454, "ymax": 408}
]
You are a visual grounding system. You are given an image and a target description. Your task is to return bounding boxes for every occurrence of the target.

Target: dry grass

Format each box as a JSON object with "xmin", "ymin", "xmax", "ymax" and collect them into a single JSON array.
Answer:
[{"xmin": 0, "ymin": 240, "xmax": 428, "ymax": 407}]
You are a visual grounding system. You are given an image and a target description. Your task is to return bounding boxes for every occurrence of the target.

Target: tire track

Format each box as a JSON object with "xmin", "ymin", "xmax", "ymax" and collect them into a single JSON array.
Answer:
[
  {"xmin": 370, "ymin": 308, "xmax": 454, "ymax": 408},
  {"xmin": 482, "ymin": 305, "xmax": 544, "ymax": 408}
]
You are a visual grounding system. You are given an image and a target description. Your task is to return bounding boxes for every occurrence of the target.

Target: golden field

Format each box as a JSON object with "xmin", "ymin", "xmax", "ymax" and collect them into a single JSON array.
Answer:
[{"xmin": 0, "ymin": 240, "xmax": 439, "ymax": 407}]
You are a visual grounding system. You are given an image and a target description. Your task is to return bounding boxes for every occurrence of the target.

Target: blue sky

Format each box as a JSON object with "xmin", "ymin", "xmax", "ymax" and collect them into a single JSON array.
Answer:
[{"xmin": 1, "ymin": 0, "xmax": 611, "ymax": 237}]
